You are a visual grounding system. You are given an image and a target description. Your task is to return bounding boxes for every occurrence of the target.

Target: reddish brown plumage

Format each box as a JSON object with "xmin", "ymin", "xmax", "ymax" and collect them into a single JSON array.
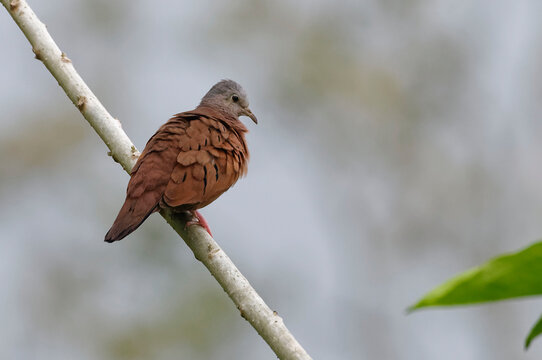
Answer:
[{"xmin": 104, "ymin": 106, "xmax": 250, "ymax": 243}]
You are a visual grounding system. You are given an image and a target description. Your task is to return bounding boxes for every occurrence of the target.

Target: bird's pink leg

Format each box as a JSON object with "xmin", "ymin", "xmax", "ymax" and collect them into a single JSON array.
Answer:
[{"xmin": 185, "ymin": 210, "xmax": 213, "ymax": 236}]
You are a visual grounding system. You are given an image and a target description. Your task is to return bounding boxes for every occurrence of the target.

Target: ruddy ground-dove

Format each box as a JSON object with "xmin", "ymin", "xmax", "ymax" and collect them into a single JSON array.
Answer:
[{"xmin": 105, "ymin": 80, "xmax": 257, "ymax": 243}]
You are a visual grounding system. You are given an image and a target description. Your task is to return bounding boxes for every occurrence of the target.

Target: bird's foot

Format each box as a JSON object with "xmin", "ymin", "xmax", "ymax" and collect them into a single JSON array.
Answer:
[{"xmin": 185, "ymin": 210, "xmax": 213, "ymax": 237}]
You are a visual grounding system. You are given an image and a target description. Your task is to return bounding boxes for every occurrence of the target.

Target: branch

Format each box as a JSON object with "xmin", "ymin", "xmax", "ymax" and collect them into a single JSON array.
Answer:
[{"xmin": 1, "ymin": 1, "xmax": 312, "ymax": 359}]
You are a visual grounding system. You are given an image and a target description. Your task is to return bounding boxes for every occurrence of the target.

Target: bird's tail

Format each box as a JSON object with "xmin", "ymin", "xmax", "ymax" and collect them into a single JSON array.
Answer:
[{"xmin": 104, "ymin": 194, "xmax": 158, "ymax": 243}]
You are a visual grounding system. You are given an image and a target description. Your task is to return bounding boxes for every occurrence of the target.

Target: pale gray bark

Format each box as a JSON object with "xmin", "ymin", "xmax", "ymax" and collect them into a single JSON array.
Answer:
[{"xmin": 1, "ymin": 1, "xmax": 312, "ymax": 359}]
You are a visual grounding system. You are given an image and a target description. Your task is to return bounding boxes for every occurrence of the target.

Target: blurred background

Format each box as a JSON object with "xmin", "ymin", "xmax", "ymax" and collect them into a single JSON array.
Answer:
[{"xmin": 1, "ymin": 0, "xmax": 542, "ymax": 359}]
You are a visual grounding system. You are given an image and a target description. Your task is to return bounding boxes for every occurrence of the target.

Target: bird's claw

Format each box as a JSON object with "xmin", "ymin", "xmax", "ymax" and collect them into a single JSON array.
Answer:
[{"xmin": 185, "ymin": 210, "xmax": 213, "ymax": 237}]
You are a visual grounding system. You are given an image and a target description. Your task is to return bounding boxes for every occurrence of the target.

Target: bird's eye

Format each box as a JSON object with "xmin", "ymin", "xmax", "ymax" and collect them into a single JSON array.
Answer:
[{"xmin": 232, "ymin": 95, "xmax": 239, "ymax": 103}]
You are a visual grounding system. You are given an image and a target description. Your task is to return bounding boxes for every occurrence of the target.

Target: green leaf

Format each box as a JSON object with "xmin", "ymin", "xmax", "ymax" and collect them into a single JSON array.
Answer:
[
  {"xmin": 409, "ymin": 241, "xmax": 542, "ymax": 311},
  {"xmin": 525, "ymin": 314, "xmax": 542, "ymax": 349}
]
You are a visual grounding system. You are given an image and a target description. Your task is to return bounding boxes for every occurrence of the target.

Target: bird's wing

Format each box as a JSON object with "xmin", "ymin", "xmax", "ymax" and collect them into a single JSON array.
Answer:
[
  {"xmin": 104, "ymin": 115, "xmax": 190, "ymax": 242},
  {"xmin": 163, "ymin": 110, "xmax": 248, "ymax": 209}
]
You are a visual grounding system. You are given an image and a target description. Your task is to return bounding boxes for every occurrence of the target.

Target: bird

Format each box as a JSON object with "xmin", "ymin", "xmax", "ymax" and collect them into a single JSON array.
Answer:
[{"xmin": 104, "ymin": 80, "xmax": 257, "ymax": 243}]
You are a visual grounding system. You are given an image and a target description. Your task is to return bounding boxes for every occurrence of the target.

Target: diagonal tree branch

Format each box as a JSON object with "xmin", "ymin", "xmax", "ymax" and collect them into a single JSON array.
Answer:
[{"xmin": 1, "ymin": 1, "xmax": 312, "ymax": 359}]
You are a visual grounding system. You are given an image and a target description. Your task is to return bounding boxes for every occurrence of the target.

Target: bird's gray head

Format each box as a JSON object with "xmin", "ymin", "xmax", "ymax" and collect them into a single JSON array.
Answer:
[{"xmin": 199, "ymin": 80, "xmax": 258, "ymax": 123}]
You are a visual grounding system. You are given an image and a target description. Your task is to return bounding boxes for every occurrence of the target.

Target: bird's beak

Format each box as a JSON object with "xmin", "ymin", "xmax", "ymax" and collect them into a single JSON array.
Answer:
[{"xmin": 243, "ymin": 108, "xmax": 258, "ymax": 124}]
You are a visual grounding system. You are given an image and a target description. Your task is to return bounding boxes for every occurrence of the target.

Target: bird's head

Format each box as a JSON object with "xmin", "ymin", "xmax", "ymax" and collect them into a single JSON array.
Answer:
[{"xmin": 199, "ymin": 79, "xmax": 258, "ymax": 124}]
